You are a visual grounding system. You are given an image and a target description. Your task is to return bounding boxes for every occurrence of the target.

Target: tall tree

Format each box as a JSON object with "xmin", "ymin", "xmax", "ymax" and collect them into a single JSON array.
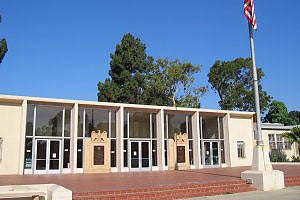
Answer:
[
  {"xmin": 144, "ymin": 58, "xmax": 207, "ymax": 108},
  {"xmin": 208, "ymin": 57, "xmax": 272, "ymax": 112},
  {"xmin": 98, "ymin": 33, "xmax": 206, "ymax": 107},
  {"xmin": 0, "ymin": 15, "xmax": 8, "ymax": 63},
  {"xmin": 98, "ymin": 33, "xmax": 154, "ymax": 104},
  {"xmin": 264, "ymin": 100, "xmax": 297, "ymax": 125},
  {"xmin": 289, "ymin": 111, "xmax": 300, "ymax": 125}
]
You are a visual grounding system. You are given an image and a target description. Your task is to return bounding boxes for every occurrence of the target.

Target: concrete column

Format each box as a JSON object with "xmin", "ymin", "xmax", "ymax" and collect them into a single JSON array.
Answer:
[
  {"xmin": 18, "ymin": 99, "xmax": 28, "ymax": 175},
  {"xmin": 223, "ymin": 113, "xmax": 231, "ymax": 167},
  {"xmin": 116, "ymin": 106, "xmax": 124, "ymax": 172},
  {"xmin": 71, "ymin": 102, "xmax": 78, "ymax": 173},
  {"xmin": 156, "ymin": 109, "xmax": 164, "ymax": 170},
  {"xmin": 192, "ymin": 111, "xmax": 201, "ymax": 168}
]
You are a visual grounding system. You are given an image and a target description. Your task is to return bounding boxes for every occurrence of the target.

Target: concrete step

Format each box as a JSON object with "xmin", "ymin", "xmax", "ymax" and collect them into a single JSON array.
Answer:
[{"xmin": 73, "ymin": 180, "xmax": 255, "ymax": 200}]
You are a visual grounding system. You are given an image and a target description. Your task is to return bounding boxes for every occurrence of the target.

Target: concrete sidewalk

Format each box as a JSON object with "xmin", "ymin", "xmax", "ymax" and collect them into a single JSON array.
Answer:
[{"xmin": 187, "ymin": 186, "xmax": 300, "ymax": 200}]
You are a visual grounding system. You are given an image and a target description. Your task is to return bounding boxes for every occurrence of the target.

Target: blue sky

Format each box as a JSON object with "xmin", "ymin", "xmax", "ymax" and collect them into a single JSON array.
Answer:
[{"xmin": 0, "ymin": 1, "xmax": 299, "ymax": 111}]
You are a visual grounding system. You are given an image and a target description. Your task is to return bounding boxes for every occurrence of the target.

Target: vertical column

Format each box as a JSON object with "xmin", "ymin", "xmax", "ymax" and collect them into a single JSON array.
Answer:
[
  {"xmin": 223, "ymin": 113, "xmax": 231, "ymax": 167},
  {"xmin": 18, "ymin": 99, "xmax": 28, "ymax": 174},
  {"xmin": 192, "ymin": 111, "xmax": 201, "ymax": 168},
  {"xmin": 71, "ymin": 102, "xmax": 78, "ymax": 173},
  {"xmin": 116, "ymin": 106, "xmax": 124, "ymax": 172},
  {"xmin": 157, "ymin": 109, "xmax": 164, "ymax": 170}
]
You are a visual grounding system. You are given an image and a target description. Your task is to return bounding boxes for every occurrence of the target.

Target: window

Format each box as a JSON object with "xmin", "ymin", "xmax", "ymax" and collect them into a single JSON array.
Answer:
[
  {"xmin": 276, "ymin": 134, "xmax": 284, "ymax": 150},
  {"xmin": 237, "ymin": 141, "xmax": 245, "ymax": 158},
  {"xmin": 268, "ymin": 134, "xmax": 276, "ymax": 149},
  {"xmin": 283, "ymin": 138, "xmax": 292, "ymax": 150}
]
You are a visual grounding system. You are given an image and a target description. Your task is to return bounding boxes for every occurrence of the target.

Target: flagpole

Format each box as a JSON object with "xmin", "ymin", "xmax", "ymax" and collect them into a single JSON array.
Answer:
[{"xmin": 248, "ymin": 22, "xmax": 263, "ymax": 146}]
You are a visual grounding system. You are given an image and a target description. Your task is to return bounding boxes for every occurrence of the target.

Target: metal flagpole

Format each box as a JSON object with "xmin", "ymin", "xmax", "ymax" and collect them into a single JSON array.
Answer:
[{"xmin": 248, "ymin": 22, "xmax": 263, "ymax": 146}]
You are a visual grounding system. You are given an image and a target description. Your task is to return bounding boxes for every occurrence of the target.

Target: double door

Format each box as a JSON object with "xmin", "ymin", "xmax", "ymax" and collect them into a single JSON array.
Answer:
[
  {"xmin": 129, "ymin": 141, "xmax": 150, "ymax": 171},
  {"xmin": 203, "ymin": 141, "xmax": 220, "ymax": 167},
  {"xmin": 35, "ymin": 139, "xmax": 61, "ymax": 174}
]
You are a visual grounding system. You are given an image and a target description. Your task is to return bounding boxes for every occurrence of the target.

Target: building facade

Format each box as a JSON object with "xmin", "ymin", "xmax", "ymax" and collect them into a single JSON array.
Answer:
[
  {"xmin": 262, "ymin": 123, "xmax": 299, "ymax": 160},
  {"xmin": 0, "ymin": 95, "xmax": 258, "ymax": 175}
]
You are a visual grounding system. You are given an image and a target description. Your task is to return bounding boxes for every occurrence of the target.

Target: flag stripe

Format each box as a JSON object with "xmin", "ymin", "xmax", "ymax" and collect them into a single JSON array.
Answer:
[{"xmin": 244, "ymin": 0, "xmax": 257, "ymax": 30}]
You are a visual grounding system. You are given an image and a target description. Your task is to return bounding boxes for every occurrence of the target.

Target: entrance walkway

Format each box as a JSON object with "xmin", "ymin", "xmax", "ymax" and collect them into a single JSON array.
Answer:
[{"xmin": 0, "ymin": 165, "xmax": 299, "ymax": 193}]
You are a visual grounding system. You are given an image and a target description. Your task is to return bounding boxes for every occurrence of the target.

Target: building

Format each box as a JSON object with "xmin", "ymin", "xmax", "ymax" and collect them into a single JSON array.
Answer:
[
  {"xmin": 262, "ymin": 123, "xmax": 299, "ymax": 160},
  {"xmin": 0, "ymin": 94, "xmax": 295, "ymax": 175}
]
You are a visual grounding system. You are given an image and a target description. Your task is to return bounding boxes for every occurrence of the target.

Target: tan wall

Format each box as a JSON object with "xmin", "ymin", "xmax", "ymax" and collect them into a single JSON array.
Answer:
[
  {"xmin": 262, "ymin": 129, "xmax": 299, "ymax": 160},
  {"xmin": 228, "ymin": 115, "xmax": 254, "ymax": 167},
  {"xmin": 0, "ymin": 102, "xmax": 23, "ymax": 174}
]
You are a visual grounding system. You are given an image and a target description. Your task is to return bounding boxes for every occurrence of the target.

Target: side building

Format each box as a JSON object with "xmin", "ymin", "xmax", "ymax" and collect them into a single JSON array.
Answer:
[{"xmin": 1, "ymin": 94, "xmax": 256, "ymax": 175}]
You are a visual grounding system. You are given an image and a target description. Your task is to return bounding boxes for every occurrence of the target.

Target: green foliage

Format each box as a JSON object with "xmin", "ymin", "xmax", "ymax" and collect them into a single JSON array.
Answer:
[
  {"xmin": 98, "ymin": 33, "xmax": 206, "ymax": 108},
  {"xmin": 0, "ymin": 15, "xmax": 8, "ymax": 64},
  {"xmin": 208, "ymin": 58, "xmax": 272, "ymax": 112},
  {"xmin": 264, "ymin": 101, "xmax": 297, "ymax": 125},
  {"xmin": 291, "ymin": 156, "xmax": 300, "ymax": 162},
  {"xmin": 269, "ymin": 149, "xmax": 288, "ymax": 162},
  {"xmin": 283, "ymin": 126, "xmax": 300, "ymax": 156},
  {"xmin": 289, "ymin": 111, "xmax": 300, "ymax": 125}
]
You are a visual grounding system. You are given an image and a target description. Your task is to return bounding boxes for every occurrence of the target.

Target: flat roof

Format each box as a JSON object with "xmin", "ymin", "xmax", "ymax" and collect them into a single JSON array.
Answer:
[{"xmin": 0, "ymin": 94, "xmax": 255, "ymax": 116}]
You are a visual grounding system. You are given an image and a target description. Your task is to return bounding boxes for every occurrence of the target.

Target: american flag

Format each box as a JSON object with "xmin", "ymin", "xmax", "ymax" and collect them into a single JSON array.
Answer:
[{"xmin": 244, "ymin": 0, "xmax": 257, "ymax": 30}]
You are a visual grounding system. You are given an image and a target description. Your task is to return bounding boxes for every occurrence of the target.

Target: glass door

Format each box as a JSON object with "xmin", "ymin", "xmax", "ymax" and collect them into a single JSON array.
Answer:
[
  {"xmin": 130, "ymin": 141, "xmax": 150, "ymax": 171},
  {"xmin": 35, "ymin": 139, "xmax": 47, "ymax": 173},
  {"xmin": 203, "ymin": 141, "xmax": 220, "ymax": 168},
  {"xmin": 34, "ymin": 139, "xmax": 61, "ymax": 174}
]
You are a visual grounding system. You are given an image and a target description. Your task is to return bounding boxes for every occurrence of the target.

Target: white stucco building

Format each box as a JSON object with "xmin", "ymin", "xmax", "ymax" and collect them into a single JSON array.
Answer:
[{"xmin": 0, "ymin": 94, "xmax": 298, "ymax": 175}]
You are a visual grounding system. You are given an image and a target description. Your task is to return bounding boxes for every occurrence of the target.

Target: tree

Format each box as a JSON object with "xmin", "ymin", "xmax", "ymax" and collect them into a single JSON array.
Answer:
[
  {"xmin": 0, "ymin": 15, "xmax": 8, "ymax": 63},
  {"xmin": 264, "ymin": 100, "xmax": 297, "ymax": 125},
  {"xmin": 208, "ymin": 57, "xmax": 272, "ymax": 113},
  {"xmin": 282, "ymin": 126, "xmax": 300, "ymax": 156},
  {"xmin": 98, "ymin": 33, "xmax": 154, "ymax": 104},
  {"xmin": 144, "ymin": 58, "xmax": 207, "ymax": 108},
  {"xmin": 289, "ymin": 111, "xmax": 300, "ymax": 125},
  {"xmin": 98, "ymin": 33, "xmax": 206, "ymax": 108}
]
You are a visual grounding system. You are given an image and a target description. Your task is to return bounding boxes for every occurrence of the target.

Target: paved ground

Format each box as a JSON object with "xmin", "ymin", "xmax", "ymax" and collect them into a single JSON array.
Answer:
[
  {"xmin": 0, "ymin": 165, "xmax": 299, "ymax": 193},
  {"xmin": 187, "ymin": 186, "xmax": 300, "ymax": 200}
]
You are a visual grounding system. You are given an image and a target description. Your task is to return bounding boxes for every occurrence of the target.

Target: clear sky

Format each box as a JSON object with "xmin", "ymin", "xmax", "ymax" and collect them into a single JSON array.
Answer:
[{"xmin": 0, "ymin": 1, "xmax": 299, "ymax": 111}]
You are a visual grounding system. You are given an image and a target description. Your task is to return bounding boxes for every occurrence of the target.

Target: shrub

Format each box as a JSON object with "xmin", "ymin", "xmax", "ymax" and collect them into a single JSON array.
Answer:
[
  {"xmin": 291, "ymin": 156, "xmax": 300, "ymax": 162},
  {"xmin": 269, "ymin": 149, "xmax": 289, "ymax": 162}
]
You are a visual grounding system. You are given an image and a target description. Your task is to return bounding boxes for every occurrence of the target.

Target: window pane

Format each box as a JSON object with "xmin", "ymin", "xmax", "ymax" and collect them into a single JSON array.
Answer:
[
  {"xmin": 111, "ymin": 111, "xmax": 116, "ymax": 138},
  {"xmin": 221, "ymin": 141, "xmax": 225, "ymax": 163},
  {"xmin": 84, "ymin": 109, "xmax": 109, "ymax": 137},
  {"xmin": 64, "ymin": 108, "xmax": 71, "ymax": 137},
  {"xmin": 24, "ymin": 138, "xmax": 32, "ymax": 169},
  {"xmin": 164, "ymin": 140, "xmax": 168, "ymax": 166},
  {"xmin": 188, "ymin": 116, "xmax": 193, "ymax": 139},
  {"xmin": 124, "ymin": 112, "xmax": 128, "ymax": 138},
  {"xmin": 152, "ymin": 140, "xmax": 157, "ymax": 166},
  {"xmin": 63, "ymin": 139, "xmax": 70, "ymax": 168},
  {"xmin": 152, "ymin": 114, "xmax": 157, "ymax": 138},
  {"xmin": 168, "ymin": 114, "xmax": 187, "ymax": 139},
  {"xmin": 129, "ymin": 112, "xmax": 150, "ymax": 138},
  {"xmin": 123, "ymin": 140, "xmax": 128, "ymax": 167},
  {"xmin": 111, "ymin": 139, "xmax": 116, "ymax": 167},
  {"xmin": 202, "ymin": 117, "xmax": 218, "ymax": 139},
  {"xmin": 35, "ymin": 105, "xmax": 63, "ymax": 137},
  {"xmin": 78, "ymin": 108, "xmax": 84, "ymax": 137},
  {"xmin": 26, "ymin": 104, "xmax": 34, "ymax": 136},
  {"xmin": 77, "ymin": 139, "xmax": 83, "ymax": 168},
  {"xmin": 219, "ymin": 117, "xmax": 224, "ymax": 139},
  {"xmin": 189, "ymin": 140, "xmax": 194, "ymax": 165}
]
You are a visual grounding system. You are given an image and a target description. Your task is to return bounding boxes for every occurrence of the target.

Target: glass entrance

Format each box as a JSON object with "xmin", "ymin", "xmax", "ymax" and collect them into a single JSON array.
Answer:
[
  {"xmin": 203, "ymin": 141, "xmax": 220, "ymax": 167},
  {"xmin": 129, "ymin": 141, "xmax": 150, "ymax": 171},
  {"xmin": 35, "ymin": 139, "xmax": 61, "ymax": 174}
]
